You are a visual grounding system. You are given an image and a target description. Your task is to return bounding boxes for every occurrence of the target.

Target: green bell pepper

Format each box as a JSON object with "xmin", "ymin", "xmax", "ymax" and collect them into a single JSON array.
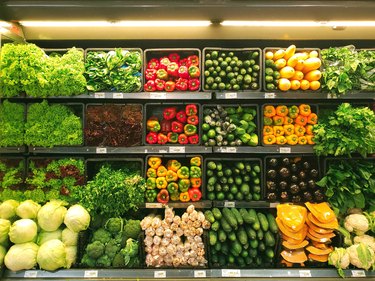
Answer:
[
  {"xmin": 145, "ymin": 189, "xmax": 158, "ymax": 202},
  {"xmin": 178, "ymin": 179, "xmax": 190, "ymax": 192},
  {"xmin": 177, "ymin": 166, "xmax": 190, "ymax": 179},
  {"xmin": 146, "ymin": 178, "xmax": 156, "ymax": 190},
  {"xmin": 190, "ymin": 166, "xmax": 202, "ymax": 178}
]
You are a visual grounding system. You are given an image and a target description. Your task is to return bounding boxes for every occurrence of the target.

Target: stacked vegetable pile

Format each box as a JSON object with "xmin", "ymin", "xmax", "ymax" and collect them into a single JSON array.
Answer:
[
  {"xmin": 0, "ymin": 44, "xmax": 86, "ymax": 97},
  {"xmin": 313, "ymin": 103, "xmax": 375, "ymax": 157},
  {"xmin": 265, "ymin": 156, "xmax": 323, "ymax": 203},
  {"xmin": 146, "ymin": 156, "xmax": 202, "ymax": 203},
  {"xmin": 144, "ymin": 52, "xmax": 201, "ymax": 92},
  {"xmin": 205, "ymin": 160, "xmax": 262, "ymax": 201},
  {"xmin": 85, "ymin": 104, "xmax": 143, "ymax": 147},
  {"xmin": 263, "ymin": 104, "xmax": 317, "ymax": 146},
  {"xmin": 85, "ymin": 49, "xmax": 142, "ymax": 93},
  {"xmin": 81, "ymin": 218, "xmax": 142, "ymax": 268},
  {"xmin": 329, "ymin": 211, "xmax": 375, "ymax": 276},
  {"xmin": 321, "ymin": 46, "xmax": 375, "ymax": 95},
  {"xmin": 141, "ymin": 205, "xmax": 210, "ymax": 267},
  {"xmin": 202, "ymin": 105, "xmax": 258, "ymax": 147},
  {"xmin": 146, "ymin": 104, "xmax": 199, "ymax": 145},
  {"xmin": 205, "ymin": 207, "xmax": 278, "ymax": 268},
  {"xmin": 264, "ymin": 45, "xmax": 322, "ymax": 91},
  {"xmin": 203, "ymin": 49, "xmax": 260, "ymax": 91},
  {"xmin": 0, "ymin": 159, "xmax": 24, "ymax": 200},
  {"xmin": 0, "ymin": 100, "xmax": 25, "ymax": 147},
  {"xmin": 25, "ymin": 101, "xmax": 83, "ymax": 147},
  {"xmin": 0, "ymin": 199, "xmax": 90, "ymax": 271},
  {"xmin": 277, "ymin": 203, "xmax": 338, "ymax": 266}
]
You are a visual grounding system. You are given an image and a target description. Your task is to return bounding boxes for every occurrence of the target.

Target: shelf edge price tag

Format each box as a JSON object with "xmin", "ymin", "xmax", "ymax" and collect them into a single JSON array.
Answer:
[
  {"xmin": 158, "ymin": 149, "xmax": 168, "ymax": 153},
  {"xmin": 327, "ymin": 93, "xmax": 338, "ymax": 99},
  {"xmin": 96, "ymin": 147, "xmax": 107, "ymax": 154},
  {"xmin": 84, "ymin": 270, "xmax": 98, "ymax": 278},
  {"xmin": 146, "ymin": 203, "xmax": 163, "ymax": 209},
  {"xmin": 225, "ymin": 92, "xmax": 237, "ymax": 99},
  {"xmin": 299, "ymin": 270, "xmax": 312, "ymax": 277},
  {"xmin": 24, "ymin": 271, "xmax": 38, "ymax": 278},
  {"xmin": 224, "ymin": 201, "xmax": 236, "ymax": 208},
  {"xmin": 150, "ymin": 92, "xmax": 167, "ymax": 99},
  {"xmin": 269, "ymin": 202, "xmax": 279, "ymax": 208},
  {"xmin": 169, "ymin": 146, "xmax": 185, "ymax": 153},
  {"xmin": 221, "ymin": 269, "xmax": 241, "ymax": 277},
  {"xmin": 113, "ymin": 92, "xmax": 124, "ymax": 99},
  {"xmin": 194, "ymin": 270, "xmax": 206, "ymax": 278},
  {"xmin": 279, "ymin": 147, "xmax": 291, "ymax": 153},
  {"xmin": 265, "ymin": 92, "xmax": 276, "ymax": 99},
  {"xmin": 94, "ymin": 92, "xmax": 105, "ymax": 98},
  {"xmin": 154, "ymin": 270, "xmax": 166, "ymax": 278},
  {"xmin": 351, "ymin": 270, "xmax": 366, "ymax": 277}
]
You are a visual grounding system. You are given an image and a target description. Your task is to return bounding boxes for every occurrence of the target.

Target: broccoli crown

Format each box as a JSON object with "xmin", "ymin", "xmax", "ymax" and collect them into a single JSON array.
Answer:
[
  {"xmin": 92, "ymin": 228, "xmax": 112, "ymax": 244},
  {"xmin": 105, "ymin": 238, "xmax": 121, "ymax": 259},
  {"xmin": 96, "ymin": 254, "xmax": 112, "ymax": 268},
  {"xmin": 123, "ymin": 219, "xmax": 141, "ymax": 239},
  {"xmin": 86, "ymin": 240, "xmax": 105, "ymax": 259},
  {"xmin": 112, "ymin": 252, "xmax": 125, "ymax": 268},
  {"xmin": 105, "ymin": 218, "xmax": 124, "ymax": 234},
  {"xmin": 81, "ymin": 253, "xmax": 97, "ymax": 267}
]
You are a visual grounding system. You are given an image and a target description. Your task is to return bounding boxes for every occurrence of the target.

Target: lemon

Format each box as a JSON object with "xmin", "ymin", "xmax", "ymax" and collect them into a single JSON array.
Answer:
[
  {"xmin": 278, "ymin": 78, "xmax": 291, "ymax": 91},
  {"xmin": 279, "ymin": 66, "xmax": 295, "ymax": 79},
  {"xmin": 265, "ymin": 51, "xmax": 274, "ymax": 60},
  {"xmin": 290, "ymin": 80, "xmax": 301, "ymax": 90}
]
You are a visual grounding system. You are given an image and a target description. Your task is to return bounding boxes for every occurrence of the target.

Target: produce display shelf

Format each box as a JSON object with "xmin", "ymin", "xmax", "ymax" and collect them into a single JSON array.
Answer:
[
  {"xmin": 3, "ymin": 268, "xmax": 374, "ymax": 280},
  {"xmin": 213, "ymin": 146, "xmax": 314, "ymax": 154},
  {"xmin": 0, "ymin": 146, "xmax": 26, "ymax": 153},
  {"xmin": 142, "ymin": 200, "xmax": 212, "ymax": 209},
  {"xmin": 212, "ymin": 200, "xmax": 277, "ymax": 208}
]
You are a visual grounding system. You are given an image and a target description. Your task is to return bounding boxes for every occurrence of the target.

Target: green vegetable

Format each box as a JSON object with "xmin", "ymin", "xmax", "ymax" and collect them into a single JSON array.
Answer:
[
  {"xmin": 0, "ymin": 100, "xmax": 24, "ymax": 147},
  {"xmin": 92, "ymin": 228, "xmax": 112, "ymax": 245},
  {"xmin": 64, "ymin": 204, "xmax": 90, "ymax": 233},
  {"xmin": 37, "ymin": 239, "xmax": 67, "ymax": 271},
  {"xmin": 209, "ymin": 230, "xmax": 218, "ymax": 246},
  {"xmin": 237, "ymin": 226, "xmax": 248, "ymax": 245},
  {"xmin": 37, "ymin": 200, "xmax": 67, "ymax": 232},
  {"xmin": 218, "ymin": 229, "xmax": 227, "ymax": 242},
  {"xmin": 264, "ymin": 231, "xmax": 276, "ymax": 247},
  {"xmin": 223, "ymin": 207, "xmax": 238, "ymax": 229},
  {"xmin": 245, "ymin": 225, "xmax": 257, "ymax": 240},
  {"xmin": 121, "ymin": 238, "xmax": 140, "ymax": 267},
  {"xmin": 220, "ymin": 217, "xmax": 232, "ymax": 233},
  {"xmin": 104, "ymin": 218, "xmax": 124, "ymax": 234},
  {"xmin": 257, "ymin": 212, "xmax": 269, "ymax": 232},
  {"xmin": 211, "ymin": 221, "xmax": 220, "ymax": 231},
  {"xmin": 231, "ymin": 241, "xmax": 242, "ymax": 257},
  {"xmin": 105, "ymin": 239, "xmax": 121, "ymax": 259},
  {"xmin": 231, "ymin": 208, "xmax": 244, "ymax": 225},
  {"xmin": 204, "ymin": 210, "xmax": 215, "ymax": 223},
  {"xmin": 266, "ymin": 213, "xmax": 279, "ymax": 234}
]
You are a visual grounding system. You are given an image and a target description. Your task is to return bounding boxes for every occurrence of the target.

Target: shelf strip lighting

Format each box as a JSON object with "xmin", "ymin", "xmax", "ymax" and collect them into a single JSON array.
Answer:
[
  {"xmin": 19, "ymin": 21, "xmax": 212, "ymax": 27},
  {"xmin": 221, "ymin": 21, "xmax": 375, "ymax": 27}
]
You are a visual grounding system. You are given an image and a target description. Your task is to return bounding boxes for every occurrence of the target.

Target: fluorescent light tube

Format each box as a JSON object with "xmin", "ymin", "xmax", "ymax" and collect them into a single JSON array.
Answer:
[
  {"xmin": 20, "ymin": 21, "xmax": 212, "ymax": 27},
  {"xmin": 221, "ymin": 21, "xmax": 375, "ymax": 27}
]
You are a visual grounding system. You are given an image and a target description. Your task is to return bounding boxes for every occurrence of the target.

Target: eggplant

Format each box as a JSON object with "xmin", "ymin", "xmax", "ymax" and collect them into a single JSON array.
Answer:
[
  {"xmin": 314, "ymin": 190, "xmax": 325, "ymax": 202},
  {"xmin": 267, "ymin": 169, "xmax": 277, "ymax": 179},
  {"xmin": 290, "ymin": 184, "xmax": 300, "ymax": 194},
  {"xmin": 266, "ymin": 181, "xmax": 277, "ymax": 192},
  {"xmin": 267, "ymin": 192, "xmax": 277, "ymax": 202},
  {"xmin": 280, "ymin": 191, "xmax": 289, "ymax": 202},
  {"xmin": 290, "ymin": 163, "xmax": 298, "ymax": 173},
  {"xmin": 292, "ymin": 195, "xmax": 302, "ymax": 203},
  {"xmin": 291, "ymin": 175, "xmax": 298, "ymax": 183},
  {"xmin": 303, "ymin": 191, "xmax": 313, "ymax": 202},
  {"xmin": 282, "ymin": 158, "xmax": 291, "ymax": 166},
  {"xmin": 310, "ymin": 169, "xmax": 319, "ymax": 178},
  {"xmin": 279, "ymin": 167, "xmax": 290, "ymax": 178},
  {"xmin": 308, "ymin": 179, "xmax": 317, "ymax": 190},
  {"xmin": 298, "ymin": 171, "xmax": 307, "ymax": 180},
  {"xmin": 299, "ymin": 181, "xmax": 308, "ymax": 191},
  {"xmin": 268, "ymin": 158, "xmax": 278, "ymax": 168},
  {"xmin": 279, "ymin": 181, "xmax": 288, "ymax": 191},
  {"xmin": 302, "ymin": 161, "xmax": 311, "ymax": 170}
]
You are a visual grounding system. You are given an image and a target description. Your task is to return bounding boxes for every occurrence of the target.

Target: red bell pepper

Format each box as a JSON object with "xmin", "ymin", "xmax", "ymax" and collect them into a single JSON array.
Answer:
[
  {"xmin": 156, "ymin": 69, "xmax": 168, "ymax": 80},
  {"xmin": 157, "ymin": 133, "xmax": 168, "ymax": 145},
  {"xmin": 179, "ymin": 58, "xmax": 188, "ymax": 66},
  {"xmin": 146, "ymin": 132, "xmax": 158, "ymax": 144},
  {"xmin": 167, "ymin": 62, "xmax": 179, "ymax": 77},
  {"xmin": 188, "ymin": 134, "xmax": 199, "ymax": 144},
  {"xmin": 145, "ymin": 68, "xmax": 157, "ymax": 80},
  {"xmin": 185, "ymin": 104, "xmax": 198, "ymax": 116},
  {"xmin": 187, "ymin": 115, "xmax": 199, "ymax": 125},
  {"xmin": 160, "ymin": 119, "xmax": 172, "ymax": 133},
  {"xmin": 157, "ymin": 189, "xmax": 169, "ymax": 204},
  {"xmin": 175, "ymin": 78, "xmax": 188, "ymax": 91},
  {"xmin": 144, "ymin": 80, "xmax": 156, "ymax": 92},
  {"xmin": 155, "ymin": 79, "xmax": 165, "ymax": 91},
  {"xmin": 176, "ymin": 110, "xmax": 187, "ymax": 123},
  {"xmin": 188, "ymin": 66, "xmax": 200, "ymax": 78},
  {"xmin": 171, "ymin": 121, "xmax": 184, "ymax": 133},
  {"xmin": 188, "ymin": 188, "xmax": 202, "ymax": 202},
  {"xmin": 167, "ymin": 132, "xmax": 179, "ymax": 143},
  {"xmin": 178, "ymin": 65, "xmax": 189, "ymax": 79},
  {"xmin": 188, "ymin": 78, "xmax": 200, "ymax": 91},
  {"xmin": 165, "ymin": 81, "xmax": 176, "ymax": 92},
  {"xmin": 187, "ymin": 55, "xmax": 199, "ymax": 67},
  {"xmin": 147, "ymin": 59, "xmax": 160, "ymax": 69},
  {"xmin": 178, "ymin": 134, "xmax": 189, "ymax": 145},
  {"xmin": 168, "ymin": 53, "xmax": 180, "ymax": 63},
  {"xmin": 163, "ymin": 107, "xmax": 177, "ymax": 120},
  {"xmin": 159, "ymin": 57, "xmax": 170, "ymax": 69}
]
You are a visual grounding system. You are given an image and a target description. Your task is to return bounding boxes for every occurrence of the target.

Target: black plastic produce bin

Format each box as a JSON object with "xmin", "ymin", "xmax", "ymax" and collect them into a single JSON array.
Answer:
[{"xmin": 202, "ymin": 47, "xmax": 262, "ymax": 92}]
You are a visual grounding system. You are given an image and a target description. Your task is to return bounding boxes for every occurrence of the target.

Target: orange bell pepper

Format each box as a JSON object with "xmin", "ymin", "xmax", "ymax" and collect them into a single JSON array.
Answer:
[
  {"xmin": 276, "ymin": 136, "xmax": 287, "ymax": 145},
  {"xmin": 264, "ymin": 105, "xmax": 276, "ymax": 117},
  {"xmin": 299, "ymin": 104, "xmax": 312, "ymax": 117},
  {"xmin": 273, "ymin": 115, "xmax": 284, "ymax": 126},
  {"xmin": 294, "ymin": 125, "xmax": 306, "ymax": 137},
  {"xmin": 305, "ymin": 125, "xmax": 314, "ymax": 135},
  {"xmin": 284, "ymin": 116, "xmax": 294, "ymax": 125},
  {"xmin": 263, "ymin": 126, "xmax": 274, "ymax": 136},
  {"xmin": 190, "ymin": 178, "xmax": 202, "ymax": 188},
  {"xmin": 283, "ymin": 124, "xmax": 295, "ymax": 136},
  {"xmin": 286, "ymin": 134, "xmax": 298, "ymax": 145},
  {"xmin": 276, "ymin": 105, "xmax": 289, "ymax": 117},
  {"xmin": 307, "ymin": 113, "xmax": 318, "ymax": 125},
  {"xmin": 167, "ymin": 159, "xmax": 181, "ymax": 172},
  {"xmin": 148, "ymin": 157, "xmax": 162, "ymax": 169},
  {"xmin": 166, "ymin": 170, "xmax": 178, "ymax": 182},
  {"xmin": 298, "ymin": 136, "xmax": 307, "ymax": 145},
  {"xmin": 306, "ymin": 135, "xmax": 315, "ymax": 145},
  {"xmin": 295, "ymin": 115, "xmax": 307, "ymax": 126},
  {"xmin": 180, "ymin": 191, "xmax": 190, "ymax": 202},
  {"xmin": 263, "ymin": 135, "xmax": 276, "ymax": 145},
  {"xmin": 273, "ymin": 126, "xmax": 285, "ymax": 137},
  {"xmin": 157, "ymin": 165, "xmax": 168, "ymax": 177}
]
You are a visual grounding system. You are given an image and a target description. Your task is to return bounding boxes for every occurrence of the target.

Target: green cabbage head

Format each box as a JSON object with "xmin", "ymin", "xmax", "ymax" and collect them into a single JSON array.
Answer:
[
  {"xmin": 37, "ymin": 239, "xmax": 66, "ymax": 271},
  {"xmin": 0, "ymin": 219, "xmax": 11, "ymax": 244},
  {"xmin": 64, "ymin": 204, "xmax": 90, "ymax": 233},
  {"xmin": 9, "ymin": 219, "xmax": 38, "ymax": 244},
  {"xmin": 5, "ymin": 242, "xmax": 39, "ymax": 271},
  {"xmin": 16, "ymin": 200, "xmax": 41, "ymax": 219},
  {"xmin": 37, "ymin": 200, "xmax": 67, "ymax": 231},
  {"xmin": 37, "ymin": 229, "xmax": 62, "ymax": 245},
  {"xmin": 0, "ymin": 200, "xmax": 19, "ymax": 219},
  {"xmin": 62, "ymin": 228, "xmax": 78, "ymax": 246}
]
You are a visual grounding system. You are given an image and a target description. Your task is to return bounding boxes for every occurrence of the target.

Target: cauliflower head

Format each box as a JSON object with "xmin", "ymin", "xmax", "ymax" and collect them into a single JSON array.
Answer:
[
  {"xmin": 347, "ymin": 243, "xmax": 375, "ymax": 271},
  {"xmin": 344, "ymin": 214, "xmax": 369, "ymax": 236},
  {"xmin": 328, "ymin": 247, "xmax": 350, "ymax": 278},
  {"xmin": 354, "ymin": 235, "xmax": 375, "ymax": 252}
]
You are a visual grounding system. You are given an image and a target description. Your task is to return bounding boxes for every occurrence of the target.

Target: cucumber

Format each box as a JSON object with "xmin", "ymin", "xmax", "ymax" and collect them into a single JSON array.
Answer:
[
  {"xmin": 258, "ymin": 241, "xmax": 266, "ymax": 252},
  {"xmin": 204, "ymin": 210, "xmax": 215, "ymax": 223},
  {"xmin": 257, "ymin": 212, "xmax": 269, "ymax": 232},
  {"xmin": 248, "ymin": 248, "xmax": 257, "ymax": 258},
  {"xmin": 237, "ymin": 256, "xmax": 246, "ymax": 267},
  {"xmin": 245, "ymin": 225, "xmax": 257, "ymax": 240},
  {"xmin": 211, "ymin": 221, "xmax": 220, "ymax": 231},
  {"xmin": 237, "ymin": 226, "xmax": 248, "ymax": 245},
  {"xmin": 240, "ymin": 208, "xmax": 254, "ymax": 224},
  {"xmin": 244, "ymin": 255, "xmax": 253, "ymax": 265},
  {"xmin": 267, "ymin": 213, "xmax": 279, "ymax": 234},
  {"xmin": 221, "ymin": 241, "xmax": 229, "ymax": 255},
  {"xmin": 264, "ymin": 231, "xmax": 276, "ymax": 247},
  {"xmin": 231, "ymin": 208, "xmax": 244, "ymax": 225},
  {"xmin": 255, "ymin": 256, "xmax": 262, "ymax": 266},
  {"xmin": 209, "ymin": 230, "xmax": 218, "ymax": 245},
  {"xmin": 230, "ymin": 241, "xmax": 242, "ymax": 257},
  {"xmin": 220, "ymin": 217, "xmax": 233, "ymax": 233},
  {"xmin": 257, "ymin": 228, "xmax": 264, "ymax": 240},
  {"xmin": 251, "ymin": 210, "xmax": 261, "ymax": 230},
  {"xmin": 218, "ymin": 229, "xmax": 227, "ymax": 242},
  {"xmin": 265, "ymin": 247, "xmax": 275, "ymax": 259},
  {"xmin": 228, "ymin": 232, "xmax": 237, "ymax": 241},
  {"xmin": 241, "ymin": 249, "xmax": 249, "ymax": 258},
  {"xmin": 219, "ymin": 255, "xmax": 227, "ymax": 266},
  {"xmin": 214, "ymin": 241, "xmax": 222, "ymax": 251},
  {"xmin": 223, "ymin": 207, "xmax": 238, "ymax": 229},
  {"xmin": 249, "ymin": 239, "xmax": 258, "ymax": 249},
  {"xmin": 212, "ymin": 207, "xmax": 222, "ymax": 220},
  {"xmin": 228, "ymin": 254, "xmax": 235, "ymax": 264},
  {"xmin": 211, "ymin": 254, "xmax": 219, "ymax": 264}
]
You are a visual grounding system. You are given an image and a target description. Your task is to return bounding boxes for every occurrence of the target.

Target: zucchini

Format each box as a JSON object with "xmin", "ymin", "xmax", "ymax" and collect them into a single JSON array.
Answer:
[
  {"xmin": 212, "ymin": 207, "xmax": 222, "ymax": 220},
  {"xmin": 228, "ymin": 254, "xmax": 235, "ymax": 264},
  {"xmin": 237, "ymin": 256, "xmax": 246, "ymax": 267},
  {"xmin": 257, "ymin": 212, "xmax": 269, "ymax": 232},
  {"xmin": 211, "ymin": 221, "xmax": 220, "ymax": 231},
  {"xmin": 218, "ymin": 255, "xmax": 227, "ymax": 266},
  {"xmin": 211, "ymin": 254, "xmax": 219, "ymax": 264},
  {"xmin": 244, "ymin": 255, "xmax": 253, "ymax": 265},
  {"xmin": 204, "ymin": 210, "xmax": 215, "ymax": 223},
  {"xmin": 231, "ymin": 208, "xmax": 244, "ymax": 225},
  {"xmin": 257, "ymin": 228, "xmax": 264, "ymax": 240},
  {"xmin": 267, "ymin": 213, "xmax": 278, "ymax": 234},
  {"xmin": 218, "ymin": 229, "xmax": 227, "ymax": 242},
  {"xmin": 209, "ymin": 230, "xmax": 217, "ymax": 246},
  {"xmin": 223, "ymin": 207, "xmax": 238, "ymax": 229},
  {"xmin": 237, "ymin": 226, "xmax": 248, "ymax": 245},
  {"xmin": 220, "ymin": 217, "xmax": 232, "ymax": 233}
]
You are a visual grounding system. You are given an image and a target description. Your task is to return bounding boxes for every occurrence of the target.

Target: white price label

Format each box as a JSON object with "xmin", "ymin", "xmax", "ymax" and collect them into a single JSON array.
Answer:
[
  {"xmin": 269, "ymin": 202, "xmax": 280, "ymax": 208},
  {"xmin": 158, "ymin": 149, "xmax": 168, "ymax": 153},
  {"xmin": 327, "ymin": 93, "xmax": 338, "ymax": 99},
  {"xmin": 221, "ymin": 269, "xmax": 241, "ymax": 277},
  {"xmin": 84, "ymin": 270, "xmax": 98, "ymax": 278},
  {"xmin": 145, "ymin": 203, "xmax": 163, "ymax": 208},
  {"xmin": 154, "ymin": 271, "xmax": 166, "ymax": 278},
  {"xmin": 351, "ymin": 270, "xmax": 366, "ymax": 277},
  {"xmin": 221, "ymin": 147, "xmax": 237, "ymax": 153},
  {"xmin": 169, "ymin": 146, "xmax": 185, "ymax": 153},
  {"xmin": 265, "ymin": 92, "xmax": 276, "ymax": 98},
  {"xmin": 224, "ymin": 201, "xmax": 236, "ymax": 208},
  {"xmin": 96, "ymin": 147, "xmax": 107, "ymax": 154},
  {"xmin": 150, "ymin": 92, "xmax": 167, "ymax": 99},
  {"xmin": 279, "ymin": 147, "xmax": 291, "ymax": 153},
  {"xmin": 94, "ymin": 92, "xmax": 105, "ymax": 98},
  {"xmin": 225, "ymin": 92, "xmax": 237, "ymax": 99},
  {"xmin": 24, "ymin": 271, "xmax": 38, "ymax": 278},
  {"xmin": 299, "ymin": 270, "xmax": 312, "ymax": 277},
  {"xmin": 194, "ymin": 270, "xmax": 206, "ymax": 278},
  {"xmin": 113, "ymin": 92, "xmax": 124, "ymax": 99}
]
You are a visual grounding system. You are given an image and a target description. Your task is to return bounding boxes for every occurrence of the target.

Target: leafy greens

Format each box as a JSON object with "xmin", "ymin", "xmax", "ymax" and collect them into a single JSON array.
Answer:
[{"xmin": 0, "ymin": 100, "xmax": 25, "ymax": 147}]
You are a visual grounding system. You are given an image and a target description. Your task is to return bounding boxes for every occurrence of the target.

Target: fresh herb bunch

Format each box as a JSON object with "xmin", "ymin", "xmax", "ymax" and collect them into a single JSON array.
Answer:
[
  {"xmin": 0, "ymin": 159, "xmax": 24, "ymax": 190},
  {"xmin": 317, "ymin": 160, "xmax": 375, "ymax": 214},
  {"xmin": 313, "ymin": 103, "xmax": 375, "ymax": 157},
  {"xmin": 321, "ymin": 45, "xmax": 375, "ymax": 95},
  {"xmin": 85, "ymin": 49, "xmax": 142, "ymax": 93},
  {"xmin": 0, "ymin": 43, "xmax": 86, "ymax": 97},
  {"xmin": 0, "ymin": 100, "xmax": 25, "ymax": 147},
  {"xmin": 25, "ymin": 100, "xmax": 83, "ymax": 147},
  {"xmin": 74, "ymin": 163, "xmax": 145, "ymax": 218}
]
